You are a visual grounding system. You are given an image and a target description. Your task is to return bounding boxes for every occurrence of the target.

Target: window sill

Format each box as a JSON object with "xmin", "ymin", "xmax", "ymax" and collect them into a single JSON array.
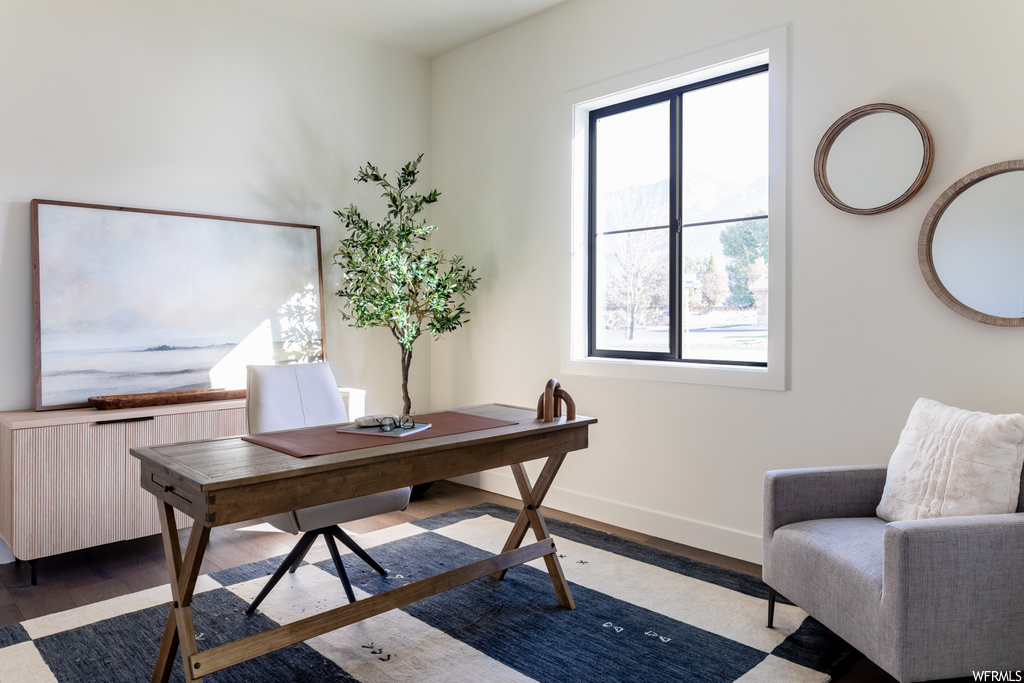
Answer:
[{"xmin": 562, "ymin": 354, "xmax": 786, "ymax": 391}]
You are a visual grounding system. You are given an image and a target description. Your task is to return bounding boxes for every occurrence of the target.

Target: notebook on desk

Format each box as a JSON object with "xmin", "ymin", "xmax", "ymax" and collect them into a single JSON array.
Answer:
[{"xmin": 336, "ymin": 422, "xmax": 432, "ymax": 437}]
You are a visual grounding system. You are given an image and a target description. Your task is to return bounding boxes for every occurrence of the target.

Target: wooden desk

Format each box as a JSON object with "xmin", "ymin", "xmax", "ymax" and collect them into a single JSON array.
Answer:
[{"xmin": 131, "ymin": 403, "xmax": 596, "ymax": 682}]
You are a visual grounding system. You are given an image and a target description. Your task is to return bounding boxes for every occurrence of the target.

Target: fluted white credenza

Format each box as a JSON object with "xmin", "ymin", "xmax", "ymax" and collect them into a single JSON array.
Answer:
[
  {"xmin": 0, "ymin": 389, "xmax": 365, "ymax": 584},
  {"xmin": 0, "ymin": 400, "xmax": 246, "ymax": 578}
]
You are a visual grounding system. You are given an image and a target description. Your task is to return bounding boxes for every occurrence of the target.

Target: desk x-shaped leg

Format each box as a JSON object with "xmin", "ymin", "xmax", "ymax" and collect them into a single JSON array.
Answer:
[
  {"xmin": 492, "ymin": 452, "xmax": 575, "ymax": 609},
  {"xmin": 152, "ymin": 502, "xmax": 210, "ymax": 683},
  {"xmin": 149, "ymin": 454, "xmax": 574, "ymax": 682}
]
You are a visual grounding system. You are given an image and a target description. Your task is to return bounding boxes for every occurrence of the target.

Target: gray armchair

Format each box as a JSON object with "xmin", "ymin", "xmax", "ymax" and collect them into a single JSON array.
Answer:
[{"xmin": 763, "ymin": 465, "xmax": 1024, "ymax": 682}]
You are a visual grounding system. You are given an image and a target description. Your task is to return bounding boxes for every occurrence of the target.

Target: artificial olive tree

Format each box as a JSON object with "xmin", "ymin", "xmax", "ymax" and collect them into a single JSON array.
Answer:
[{"xmin": 332, "ymin": 155, "xmax": 479, "ymax": 415}]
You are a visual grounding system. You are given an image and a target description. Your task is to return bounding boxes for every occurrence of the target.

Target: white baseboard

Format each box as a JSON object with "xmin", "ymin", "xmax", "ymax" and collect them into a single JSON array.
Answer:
[
  {"xmin": 0, "ymin": 538, "xmax": 14, "ymax": 564},
  {"xmin": 449, "ymin": 471, "xmax": 763, "ymax": 565}
]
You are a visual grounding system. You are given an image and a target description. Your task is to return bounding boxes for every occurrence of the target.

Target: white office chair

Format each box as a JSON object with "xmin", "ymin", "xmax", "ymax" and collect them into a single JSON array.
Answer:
[{"xmin": 244, "ymin": 362, "xmax": 412, "ymax": 614}]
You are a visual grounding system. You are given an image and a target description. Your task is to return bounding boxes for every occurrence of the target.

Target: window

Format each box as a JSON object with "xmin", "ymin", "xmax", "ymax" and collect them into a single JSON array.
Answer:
[
  {"xmin": 566, "ymin": 30, "xmax": 787, "ymax": 391},
  {"xmin": 589, "ymin": 66, "xmax": 769, "ymax": 366}
]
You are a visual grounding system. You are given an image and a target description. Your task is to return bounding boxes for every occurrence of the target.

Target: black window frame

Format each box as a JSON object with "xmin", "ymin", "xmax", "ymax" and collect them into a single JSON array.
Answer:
[{"xmin": 587, "ymin": 63, "xmax": 769, "ymax": 367}]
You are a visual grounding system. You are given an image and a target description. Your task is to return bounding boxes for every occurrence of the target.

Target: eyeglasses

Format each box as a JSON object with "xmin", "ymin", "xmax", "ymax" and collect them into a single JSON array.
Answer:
[{"xmin": 379, "ymin": 414, "xmax": 415, "ymax": 432}]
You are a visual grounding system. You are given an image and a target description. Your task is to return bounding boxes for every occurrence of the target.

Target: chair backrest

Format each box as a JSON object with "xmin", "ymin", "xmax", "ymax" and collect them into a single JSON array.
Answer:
[{"xmin": 246, "ymin": 363, "xmax": 348, "ymax": 434}]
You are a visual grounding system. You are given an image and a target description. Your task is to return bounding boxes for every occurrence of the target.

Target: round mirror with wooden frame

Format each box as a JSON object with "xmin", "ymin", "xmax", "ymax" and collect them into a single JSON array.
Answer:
[
  {"xmin": 814, "ymin": 103, "xmax": 934, "ymax": 215},
  {"xmin": 919, "ymin": 160, "xmax": 1024, "ymax": 327}
]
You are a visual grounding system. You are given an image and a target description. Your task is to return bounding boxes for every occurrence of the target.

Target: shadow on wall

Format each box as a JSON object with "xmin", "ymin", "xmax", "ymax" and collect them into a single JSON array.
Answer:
[
  {"xmin": 249, "ymin": 104, "xmax": 356, "ymax": 222},
  {"xmin": 0, "ymin": 201, "xmax": 34, "ymax": 412}
]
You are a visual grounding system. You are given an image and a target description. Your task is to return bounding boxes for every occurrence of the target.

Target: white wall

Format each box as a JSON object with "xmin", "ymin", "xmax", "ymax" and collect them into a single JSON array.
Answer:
[
  {"xmin": 4, "ymin": 0, "xmax": 1023, "ymax": 568},
  {"xmin": 0, "ymin": 0, "xmax": 432, "ymax": 416},
  {"xmin": 430, "ymin": 0, "xmax": 1024, "ymax": 562}
]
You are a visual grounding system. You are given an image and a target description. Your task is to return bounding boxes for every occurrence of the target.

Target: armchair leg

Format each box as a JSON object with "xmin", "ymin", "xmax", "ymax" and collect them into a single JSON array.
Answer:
[{"xmin": 767, "ymin": 586, "xmax": 777, "ymax": 628}]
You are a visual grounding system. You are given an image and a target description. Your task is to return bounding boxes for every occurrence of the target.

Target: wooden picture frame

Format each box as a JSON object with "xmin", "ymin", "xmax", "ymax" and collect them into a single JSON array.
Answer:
[{"xmin": 31, "ymin": 199, "xmax": 325, "ymax": 410}]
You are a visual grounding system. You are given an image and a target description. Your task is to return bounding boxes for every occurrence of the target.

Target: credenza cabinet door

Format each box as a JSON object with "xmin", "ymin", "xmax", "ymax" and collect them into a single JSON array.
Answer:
[
  {"xmin": 0, "ymin": 402, "xmax": 246, "ymax": 561},
  {"xmin": 11, "ymin": 422, "xmax": 127, "ymax": 560},
  {"xmin": 123, "ymin": 409, "xmax": 247, "ymax": 538}
]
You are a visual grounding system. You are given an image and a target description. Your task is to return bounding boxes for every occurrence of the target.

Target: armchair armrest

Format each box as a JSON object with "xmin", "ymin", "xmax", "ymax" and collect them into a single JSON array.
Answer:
[
  {"xmin": 880, "ymin": 513, "xmax": 1024, "ymax": 678},
  {"xmin": 763, "ymin": 466, "xmax": 888, "ymax": 540}
]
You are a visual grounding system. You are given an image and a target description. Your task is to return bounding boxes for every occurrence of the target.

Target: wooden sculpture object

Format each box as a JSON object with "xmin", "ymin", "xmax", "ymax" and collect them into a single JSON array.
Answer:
[{"xmin": 536, "ymin": 378, "xmax": 576, "ymax": 423}]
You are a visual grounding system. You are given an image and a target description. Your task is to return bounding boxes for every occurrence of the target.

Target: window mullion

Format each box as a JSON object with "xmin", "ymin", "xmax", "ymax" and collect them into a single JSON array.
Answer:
[
  {"xmin": 587, "ymin": 111, "xmax": 599, "ymax": 357},
  {"xmin": 670, "ymin": 93, "xmax": 683, "ymax": 360}
]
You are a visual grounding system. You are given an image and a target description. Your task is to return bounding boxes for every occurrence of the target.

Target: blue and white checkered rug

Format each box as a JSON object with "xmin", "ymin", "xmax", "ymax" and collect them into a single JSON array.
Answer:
[{"xmin": 0, "ymin": 503, "xmax": 855, "ymax": 682}]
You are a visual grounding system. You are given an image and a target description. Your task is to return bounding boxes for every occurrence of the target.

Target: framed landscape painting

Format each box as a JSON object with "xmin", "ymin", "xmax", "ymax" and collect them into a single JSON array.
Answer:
[{"xmin": 32, "ymin": 199, "xmax": 325, "ymax": 410}]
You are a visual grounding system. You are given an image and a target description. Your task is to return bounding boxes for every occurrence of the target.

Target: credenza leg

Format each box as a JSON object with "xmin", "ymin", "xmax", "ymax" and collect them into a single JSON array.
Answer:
[{"xmin": 14, "ymin": 558, "xmax": 37, "ymax": 586}]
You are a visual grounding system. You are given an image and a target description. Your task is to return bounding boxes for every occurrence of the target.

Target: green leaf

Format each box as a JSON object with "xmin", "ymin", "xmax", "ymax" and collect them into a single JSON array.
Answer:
[{"xmin": 332, "ymin": 155, "xmax": 480, "ymax": 364}]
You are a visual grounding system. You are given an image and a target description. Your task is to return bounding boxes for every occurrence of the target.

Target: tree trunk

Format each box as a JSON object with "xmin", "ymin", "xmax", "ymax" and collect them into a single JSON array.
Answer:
[{"xmin": 400, "ymin": 345, "xmax": 413, "ymax": 415}]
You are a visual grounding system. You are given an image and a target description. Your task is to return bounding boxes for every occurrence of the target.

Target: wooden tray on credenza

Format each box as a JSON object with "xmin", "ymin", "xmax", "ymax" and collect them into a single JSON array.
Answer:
[{"xmin": 87, "ymin": 388, "xmax": 246, "ymax": 410}]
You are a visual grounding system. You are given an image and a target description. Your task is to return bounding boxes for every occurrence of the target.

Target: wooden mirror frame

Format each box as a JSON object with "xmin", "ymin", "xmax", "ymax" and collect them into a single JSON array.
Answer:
[
  {"xmin": 814, "ymin": 103, "xmax": 934, "ymax": 215},
  {"xmin": 918, "ymin": 160, "xmax": 1024, "ymax": 327}
]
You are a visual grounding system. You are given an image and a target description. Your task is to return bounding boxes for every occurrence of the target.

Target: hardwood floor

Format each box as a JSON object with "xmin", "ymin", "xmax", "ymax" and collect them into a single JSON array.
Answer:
[{"xmin": 0, "ymin": 480, "xmax": 919, "ymax": 682}]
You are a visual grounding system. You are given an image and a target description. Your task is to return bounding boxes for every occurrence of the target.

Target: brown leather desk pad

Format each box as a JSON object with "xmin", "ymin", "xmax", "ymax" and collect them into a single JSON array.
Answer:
[{"xmin": 241, "ymin": 410, "xmax": 518, "ymax": 458}]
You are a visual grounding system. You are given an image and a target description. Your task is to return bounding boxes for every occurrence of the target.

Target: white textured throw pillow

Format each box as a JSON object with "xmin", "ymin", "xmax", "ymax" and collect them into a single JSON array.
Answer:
[{"xmin": 876, "ymin": 398, "xmax": 1024, "ymax": 522}]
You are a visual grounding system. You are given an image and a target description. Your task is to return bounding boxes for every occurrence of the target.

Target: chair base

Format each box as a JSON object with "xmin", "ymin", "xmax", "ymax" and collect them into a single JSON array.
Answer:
[
  {"xmin": 245, "ymin": 525, "xmax": 387, "ymax": 615},
  {"xmin": 767, "ymin": 586, "xmax": 777, "ymax": 628}
]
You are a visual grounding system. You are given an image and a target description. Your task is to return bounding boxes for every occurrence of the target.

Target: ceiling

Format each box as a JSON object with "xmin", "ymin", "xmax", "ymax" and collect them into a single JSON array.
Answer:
[{"xmin": 249, "ymin": 0, "xmax": 569, "ymax": 58}]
